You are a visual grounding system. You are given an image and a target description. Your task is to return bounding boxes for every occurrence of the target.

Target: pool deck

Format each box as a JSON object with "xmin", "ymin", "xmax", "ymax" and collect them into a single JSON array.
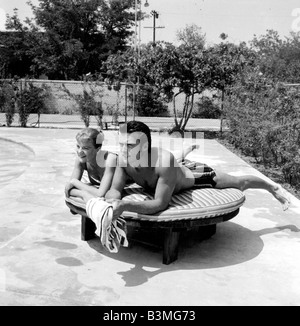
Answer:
[{"xmin": 0, "ymin": 127, "xmax": 300, "ymax": 306}]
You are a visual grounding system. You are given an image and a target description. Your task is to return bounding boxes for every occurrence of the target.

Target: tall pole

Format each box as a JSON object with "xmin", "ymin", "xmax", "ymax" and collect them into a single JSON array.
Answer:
[
  {"xmin": 136, "ymin": 0, "xmax": 142, "ymax": 120},
  {"xmin": 125, "ymin": 85, "xmax": 128, "ymax": 123},
  {"xmin": 153, "ymin": 10, "xmax": 156, "ymax": 44},
  {"xmin": 138, "ymin": 1, "xmax": 142, "ymax": 58},
  {"xmin": 133, "ymin": 0, "xmax": 138, "ymax": 120},
  {"xmin": 134, "ymin": 0, "xmax": 151, "ymax": 120},
  {"xmin": 145, "ymin": 11, "xmax": 164, "ymax": 45},
  {"xmin": 134, "ymin": 0, "xmax": 138, "ymax": 53}
]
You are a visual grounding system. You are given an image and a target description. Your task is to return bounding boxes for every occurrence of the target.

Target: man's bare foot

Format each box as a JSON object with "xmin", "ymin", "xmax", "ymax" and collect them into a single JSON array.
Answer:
[
  {"xmin": 271, "ymin": 185, "xmax": 291, "ymax": 211},
  {"xmin": 191, "ymin": 144, "xmax": 200, "ymax": 151},
  {"xmin": 175, "ymin": 143, "xmax": 201, "ymax": 163},
  {"xmin": 183, "ymin": 144, "xmax": 200, "ymax": 156}
]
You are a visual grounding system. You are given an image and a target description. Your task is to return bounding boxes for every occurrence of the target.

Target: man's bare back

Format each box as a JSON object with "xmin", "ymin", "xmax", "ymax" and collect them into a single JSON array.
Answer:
[
  {"xmin": 103, "ymin": 121, "xmax": 290, "ymax": 220},
  {"xmin": 123, "ymin": 147, "xmax": 195, "ymax": 195}
]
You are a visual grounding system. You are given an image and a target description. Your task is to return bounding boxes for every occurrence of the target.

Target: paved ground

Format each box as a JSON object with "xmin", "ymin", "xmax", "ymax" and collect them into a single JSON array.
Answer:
[
  {"xmin": 0, "ymin": 113, "xmax": 223, "ymax": 131},
  {"xmin": 0, "ymin": 127, "xmax": 299, "ymax": 306}
]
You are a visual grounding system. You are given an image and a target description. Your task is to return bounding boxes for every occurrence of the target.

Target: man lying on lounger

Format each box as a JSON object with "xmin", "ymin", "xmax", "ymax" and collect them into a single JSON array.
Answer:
[{"xmin": 79, "ymin": 120, "xmax": 290, "ymax": 220}]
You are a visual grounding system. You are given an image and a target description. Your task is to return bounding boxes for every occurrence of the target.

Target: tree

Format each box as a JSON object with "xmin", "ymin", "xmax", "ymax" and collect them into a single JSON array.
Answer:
[
  {"xmin": 103, "ymin": 41, "xmax": 207, "ymax": 130},
  {"xmin": 0, "ymin": 30, "xmax": 34, "ymax": 78},
  {"xmin": 176, "ymin": 24, "xmax": 206, "ymax": 49},
  {"xmin": 137, "ymin": 41, "xmax": 252, "ymax": 131},
  {"xmin": 206, "ymin": 39, "xmax": 256, "ymax": 132},
  {"xmin": 103, "ymin": 24, "xmax": 252, "ymax": 131},
  {"xmin": 103, "ymin": 40, "xmax": 249, "ymax": 131},
  {"xmin": 3, "ymin": 0, "xmax": 137, "ymax": 80},
  {"xmin": 250, "ymin": 29, "xmax": 300, "ymax": 83},
  {"xmin": 102, "ymin": 46, "xmax": 170, "ymax": 118},
  {"xmin": 281, "ymin": 31, "xmax": 300, "ymax": 83}
]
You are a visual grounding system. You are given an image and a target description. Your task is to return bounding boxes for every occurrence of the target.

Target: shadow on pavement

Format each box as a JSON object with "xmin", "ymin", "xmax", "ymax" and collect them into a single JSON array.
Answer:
[{"xmin": 86, "ymin": 221, "xmax": 298, "ymax": 287}]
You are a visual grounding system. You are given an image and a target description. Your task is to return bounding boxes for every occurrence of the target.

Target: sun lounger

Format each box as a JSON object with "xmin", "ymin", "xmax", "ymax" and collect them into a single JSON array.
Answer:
[{"xmin": 65, "ymin": 184, "xmax": 245, "ymax": 264}]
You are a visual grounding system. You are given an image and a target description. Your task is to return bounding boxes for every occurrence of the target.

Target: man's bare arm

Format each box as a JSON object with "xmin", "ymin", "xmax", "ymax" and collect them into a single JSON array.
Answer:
[{"xmin": 112, "ymin": 165, "xmax": 177, "ymax": 217}]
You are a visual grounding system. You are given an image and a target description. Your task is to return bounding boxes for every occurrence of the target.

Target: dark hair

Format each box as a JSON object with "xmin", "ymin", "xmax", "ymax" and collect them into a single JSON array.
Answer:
[{"xmin": 119, "ymin": 121, "xmax": 152, "ymax": 151}]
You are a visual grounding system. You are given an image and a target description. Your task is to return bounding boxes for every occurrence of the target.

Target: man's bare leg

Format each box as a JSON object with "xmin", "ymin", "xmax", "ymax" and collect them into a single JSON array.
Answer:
[
  {"xmin": 213, "ymin": 171, "xmax": 290, "ymax": 211},
  {"xmin": 175, "ymin": 144, "xmax": 200, "ymax": 163}
]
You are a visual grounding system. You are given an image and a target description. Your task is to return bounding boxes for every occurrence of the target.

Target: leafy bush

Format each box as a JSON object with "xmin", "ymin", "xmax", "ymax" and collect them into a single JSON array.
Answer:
[
  {"xmin": 135, "ymin": 86, "xmax": 169, "ymax": 117},
  {"xmin": 16, "ymin": 81, "xmax": 50, "ymax": 127},
  {"xmin": 77, "ymin": 90, "xmax": 94, "ymax": 127},
  {"xmin": 0, "ymin": 81, "xmax": 16, "ymax": 126},
  {"xmin": 4, "ymin": 102, "xmax": 15, "ymax": 126},
  {"xmin": 62, "ymin": 84, "xmax": 104, "ymax": 127},
  {"xmin": 225, "ymin": 71, "xmax": 300, "ymax": 189},
  {"xmin": 192, "ymin": 96, "xmax": 221, "ymax": 119}
]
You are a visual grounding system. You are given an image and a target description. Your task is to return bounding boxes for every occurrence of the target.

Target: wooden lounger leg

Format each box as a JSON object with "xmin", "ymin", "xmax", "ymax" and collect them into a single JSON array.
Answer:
[
  {"xmin": 198, "ymin": 224, "xmax": 216, "ymax": 240},
  {"xmin": 81, "ymin": 216, "xmax": 96, "ymax": 241},
  {"xmin": 163, "ymin": 228, "xmax": 181, "ymax": 265}
]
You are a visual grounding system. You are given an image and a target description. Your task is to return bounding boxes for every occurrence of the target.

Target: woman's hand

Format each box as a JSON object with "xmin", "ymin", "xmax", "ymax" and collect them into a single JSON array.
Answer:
[{"xmin": 65, "ymin": 181, "xmax": 74, "ymax": 197}]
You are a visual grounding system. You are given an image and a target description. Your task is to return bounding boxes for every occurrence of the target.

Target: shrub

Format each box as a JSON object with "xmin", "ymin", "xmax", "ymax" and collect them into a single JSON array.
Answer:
[
  {"xmin": 94, "ymin": 101, "xmax": 104, "ymax": 128},
  {"xmin": 4, "ymin": 102, "xmax": 15, "ymax": 127},
  {"xmin": 0, "ymin": 81, "xmax": 16, "ymax": 126},
  {"xmin": 77, "ymin": 91, "xmax": 103, "ymax": 128},
  {"xmin": 16, "ymin": 81, "xmax": 50, "ymax": 127},
  {"xmin": 135, "ymin": 86, "xmax": 169, "ymax": 117},
  {"xmin": 192, "ymin": 96, "xmax": 221, "ymax": 119},
  {"xmin": 225, "ymin": 72, "xmax": 300, "ymax": 189},
  {"xmin": 62, "ymin": 84, "xmax": 104, "ymax": 127}
]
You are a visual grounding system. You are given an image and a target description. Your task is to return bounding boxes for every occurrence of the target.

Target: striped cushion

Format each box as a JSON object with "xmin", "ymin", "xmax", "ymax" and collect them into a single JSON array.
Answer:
[{"xmin": 66, "ymin": 184, "xmax": 245, "ymax": 223}]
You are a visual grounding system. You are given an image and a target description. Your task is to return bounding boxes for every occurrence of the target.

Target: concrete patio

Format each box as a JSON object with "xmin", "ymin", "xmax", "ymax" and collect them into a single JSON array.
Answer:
[{"xmin": 0, "ymin": 127, "xmax": 299, "ymax": 306}]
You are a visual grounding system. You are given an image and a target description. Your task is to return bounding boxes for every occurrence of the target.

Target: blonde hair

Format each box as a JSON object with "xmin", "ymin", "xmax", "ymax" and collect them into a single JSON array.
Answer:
[{"xmin": 76, "ymin": 128, "xmax": 104, "ymax": 149}]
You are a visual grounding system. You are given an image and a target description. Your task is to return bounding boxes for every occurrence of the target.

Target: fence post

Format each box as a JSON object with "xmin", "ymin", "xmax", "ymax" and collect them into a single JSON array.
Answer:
[
  {"xmin": 133, "ymin": 83, "xmax": 136, "ymax": 121},
  {"xmin": 220, "ymin": 89, "xmax": 225, "ymax": 135},
  {"xmin": 125, "ymin": 85, "xmax": 128, "ymax": 123}
]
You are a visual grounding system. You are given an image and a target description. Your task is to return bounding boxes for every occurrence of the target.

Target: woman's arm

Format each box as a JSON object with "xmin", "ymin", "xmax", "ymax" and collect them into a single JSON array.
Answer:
[
  {"xmin": 65, "ymin": 157, "xmax": 84, "ymax": 197},
  {"xmin": 70, "ymin": 157, "xmax": 84, "ymax": 180},
  {"xmin": 69, "ymin": 179, "xmax": 101, "ymax": 197},
  {"xmin": 105, "ymin": 165, "xmax": 128, "ymax": 200},
  {"xmin": 97, "ymin": 153, "xmax": 117, "ymax": 197}
]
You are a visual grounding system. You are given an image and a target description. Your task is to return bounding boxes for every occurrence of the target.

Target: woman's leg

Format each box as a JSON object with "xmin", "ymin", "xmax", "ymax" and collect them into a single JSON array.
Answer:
[
  {"xmin": 70, "ymin": 179, "xmax": 100, "ymax": 197},
  {"xmin": 213, "ymin": 171, "xmax": 290, "ymax": 210},
  {"xmin": 69, "ymin": 188, "xmax": 95, "ymax": 203}
]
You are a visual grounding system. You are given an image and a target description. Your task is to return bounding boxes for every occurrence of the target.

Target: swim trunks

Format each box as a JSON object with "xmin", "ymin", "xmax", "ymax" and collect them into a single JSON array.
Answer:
[{"xmin": 180, "ymin": 159, "xmax": 217, "ymax": 188}]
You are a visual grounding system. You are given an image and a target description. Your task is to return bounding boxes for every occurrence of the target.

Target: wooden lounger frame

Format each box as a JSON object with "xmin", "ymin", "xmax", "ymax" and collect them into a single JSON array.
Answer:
[{"xmin": 68, "ymin": 204, "xmax": 239, "ymax": 265}]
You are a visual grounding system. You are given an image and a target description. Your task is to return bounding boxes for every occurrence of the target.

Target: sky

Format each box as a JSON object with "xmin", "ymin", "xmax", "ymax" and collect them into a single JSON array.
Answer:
[{"xmin": 0, "ymin": 0, "xmax": 300, "ymax": 45}]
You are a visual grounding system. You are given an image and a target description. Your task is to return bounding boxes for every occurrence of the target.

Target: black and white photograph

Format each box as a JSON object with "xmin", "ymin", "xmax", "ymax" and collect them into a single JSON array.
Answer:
[{"xmin": 0, "ymin": 0, "xmax": 299, "ymax": 308}]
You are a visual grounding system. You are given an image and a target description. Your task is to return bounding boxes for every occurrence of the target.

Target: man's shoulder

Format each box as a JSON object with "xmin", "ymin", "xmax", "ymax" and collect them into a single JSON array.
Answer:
[
  {"xmin": 153, "ymin": 147, "xmax": 176, "ymax": 167},
  {"xmin": 152, "ymin": 151, "xmax": 178, "ymax": 177},
  {"xmin": 105, "ymin": 151, "xmax": 118, "ymax": 166},
  {"xmin": 117, "ymin": 163, "xmax": 132, "ymax": 178}
]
